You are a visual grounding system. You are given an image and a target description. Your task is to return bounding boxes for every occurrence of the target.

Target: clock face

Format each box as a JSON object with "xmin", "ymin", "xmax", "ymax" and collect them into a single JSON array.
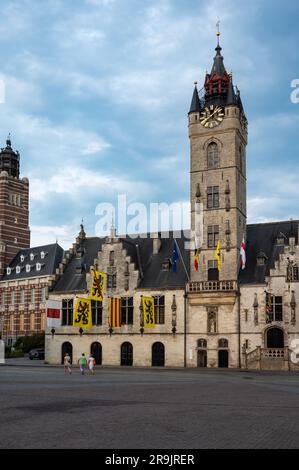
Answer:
[{"xmin": 199, "ymin": 105, "xmax": 224, "ymax": 128}]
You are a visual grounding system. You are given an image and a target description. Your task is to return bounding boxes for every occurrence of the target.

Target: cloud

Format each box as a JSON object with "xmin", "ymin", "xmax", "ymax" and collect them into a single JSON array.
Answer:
[
  {"xmin": 30, "ymin": 165, "xmax": 154, "ymax": 202},
  {"xmin": 0, "ymin": 0, "xmax": 298, "ymax": 249}
]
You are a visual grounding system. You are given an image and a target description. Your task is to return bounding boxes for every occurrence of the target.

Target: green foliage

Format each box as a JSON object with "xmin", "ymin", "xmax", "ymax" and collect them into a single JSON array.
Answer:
[
  {"xmin": 13, "ymin": 333, "xmax": 45, "ymax": 353},
  {"xmin": 5, "ymin": 345, "xmax": 24, "ymax": 358}
]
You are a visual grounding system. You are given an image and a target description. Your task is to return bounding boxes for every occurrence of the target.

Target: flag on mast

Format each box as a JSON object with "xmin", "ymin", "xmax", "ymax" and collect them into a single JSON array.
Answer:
[
  {"xmin": 240, "ymin": 236, "xmax": 246, "ymax": 270},
  {"xmin": 194, "ymin": 250, "xmax": 200, "ymax": 271},
  {"xmin": 214, "ymin": 240, "xmax": 221, "ymax": 271}
]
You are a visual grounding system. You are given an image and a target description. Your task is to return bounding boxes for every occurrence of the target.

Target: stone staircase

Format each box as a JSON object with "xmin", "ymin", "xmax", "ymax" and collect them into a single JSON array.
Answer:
[{"xmin": 244, "ymin": 347, "xmax": 290, "ymax": 371}]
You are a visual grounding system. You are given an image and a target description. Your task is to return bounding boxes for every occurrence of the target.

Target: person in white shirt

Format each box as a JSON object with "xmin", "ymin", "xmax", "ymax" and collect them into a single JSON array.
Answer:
[
  {"xmin": 88, "ymin": 355, "xmax": 96, "ymax": 375},
  {"xmin": 63, "ymin": 353, "xmax": 72, "ymax": 375}
]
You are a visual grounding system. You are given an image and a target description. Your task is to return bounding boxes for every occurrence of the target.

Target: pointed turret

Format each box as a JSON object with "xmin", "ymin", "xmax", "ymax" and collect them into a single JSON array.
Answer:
[
  {"xmin": 189, "ymin": 83, "xmax": 201, "ymax": 114},
  {"xmin": 204, "ymin": 36, "xmax": 230, "ymax": 107},
  {"xmin": 210, "ymin": 44, "xmax": 226, "ymax": 77}
]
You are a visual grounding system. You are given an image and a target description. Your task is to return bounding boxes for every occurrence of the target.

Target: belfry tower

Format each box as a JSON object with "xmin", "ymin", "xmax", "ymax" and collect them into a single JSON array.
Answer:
[
  {"xmin": 187, "ymin": 29, "xmax": 248, "ymax": 369},
  {"xmin": 0, "ymin": 136, "xmax": 30, "ymax": 274},
  {"xmin": 189, "ymin": 30, "xmax": 248, "ymax": 282}
]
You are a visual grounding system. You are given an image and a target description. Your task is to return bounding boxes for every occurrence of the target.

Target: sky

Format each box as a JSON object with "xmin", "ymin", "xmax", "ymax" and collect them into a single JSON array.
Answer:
[{"xmin": 0, "ymin": 0, "xmax": 299, "ymax": 248}]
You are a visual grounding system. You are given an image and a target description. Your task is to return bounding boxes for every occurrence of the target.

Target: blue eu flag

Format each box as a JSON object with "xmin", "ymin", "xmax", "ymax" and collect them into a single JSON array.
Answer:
[{"xmin": 171, "ymin": 241, "xmax": 179, "ymax": 273}]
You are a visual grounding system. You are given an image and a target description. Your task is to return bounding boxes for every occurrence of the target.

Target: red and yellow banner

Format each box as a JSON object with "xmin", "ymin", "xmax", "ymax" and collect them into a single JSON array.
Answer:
[
  {"xmin": 142, "ymin": 296, "xmax": 155, "ymax": 328},
  {"xmin": 73, "ymin": 298, "xmax": 92, "ymax": 329},
  {"xmin": 109, "ymin": 298, "xmax": 121, "ymax": 328},
  {"xmin": 90, "ymin": 270, "xmax": 106, "ymax": 301}
]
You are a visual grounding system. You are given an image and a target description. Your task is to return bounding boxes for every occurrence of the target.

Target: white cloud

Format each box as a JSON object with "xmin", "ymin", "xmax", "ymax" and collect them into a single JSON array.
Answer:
[
  {"xmin": 30, "ymin": 165, "xmax": 154, "ymax": 202},
  {"xmin": 30, "ymin": 223, "xmax": 75, "ymax": 249}
]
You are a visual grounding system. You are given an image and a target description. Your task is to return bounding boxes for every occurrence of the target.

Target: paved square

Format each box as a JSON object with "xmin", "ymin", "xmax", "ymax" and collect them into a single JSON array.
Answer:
[{"xmin": 0, "ymin": 364, "xmax": 299, "ymax": 449}]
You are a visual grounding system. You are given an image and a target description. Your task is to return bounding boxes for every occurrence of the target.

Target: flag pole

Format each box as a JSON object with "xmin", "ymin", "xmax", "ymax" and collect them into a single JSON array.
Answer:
[{"xmin": 174, "ymin": 238, "xmax": 190, "ymax": 282}]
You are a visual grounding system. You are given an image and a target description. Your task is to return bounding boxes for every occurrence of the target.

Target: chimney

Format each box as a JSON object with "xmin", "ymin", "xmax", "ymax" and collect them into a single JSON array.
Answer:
[{"xmin": 153, "ymin": 232, "xmax": 162, "ymax": 255}]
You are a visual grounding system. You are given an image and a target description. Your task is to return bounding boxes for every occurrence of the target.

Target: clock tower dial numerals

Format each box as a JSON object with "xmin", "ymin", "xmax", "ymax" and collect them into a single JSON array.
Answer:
[{"xmin": 199, "ymin": 105, "xmax": 225, "ymax": 128}]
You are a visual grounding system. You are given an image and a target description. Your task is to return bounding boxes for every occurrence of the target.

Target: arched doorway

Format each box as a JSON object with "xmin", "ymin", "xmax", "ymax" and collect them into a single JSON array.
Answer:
[
  {"xmin": 218, "ymin": 350, "xmax": 228, "ymax": 368},
  {"xmin": 197, "ymin": 339, "xmax": 207, "ymax": 367},
  {"xmin": 61, "ymin": 342, "xmax": 73, "ymax": 364},
  {"xmin": 90, "ymin": 342, "xmax": 102, "ymax": 365},
  {"xmin": 266, "ymin": 328, "xmax": 284, "ymax": 348},
  {"xmin": 121, "ymin": 342, "xmax": 133, "ymax": 366},
  {"xmin": 152, "ymin": 342, "xmax": 165, "ymax": 367}
]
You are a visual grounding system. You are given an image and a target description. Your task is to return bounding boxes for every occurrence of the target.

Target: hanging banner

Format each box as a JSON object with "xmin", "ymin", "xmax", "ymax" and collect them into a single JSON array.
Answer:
[
  {"xmin": 73, "ymin": 298, "xmax": 92, "ymax": 329},
  {"xmin": 46, "ymin": 299, "xmax": 62, "ymax": 328},
  {"xmin": 142, "ymin": 296, "xmax": 155, "ymax": 328},
  {"xmin": 109, "ymin": 297, "xmax": 121, "ymax": 328},
  {"xmin": 90, "ymin": 271, "xmax": 106, "ymax": 301}
]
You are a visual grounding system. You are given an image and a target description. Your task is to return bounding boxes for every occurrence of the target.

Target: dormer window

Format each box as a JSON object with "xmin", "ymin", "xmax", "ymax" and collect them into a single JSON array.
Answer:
[
  {"xmin": 20, "ymin": 254, "xmax": 25, "ymax": 262},
  {"xmin": 16, "ymin": 266, "xmax": 21, "ymax": 274},
  {"xmin": 26, "ymin": 264, "xmax": 31, "ymax": 273},
  {"xmin": 36, "ymin": 263, "xmax": 41, "ymax": 271},
  {"xmin": 256, "ymin": 251, "xmax": 267, "ymax": 266},
  {"xmin": 30, "ymin": 253, "xmax": 35, "ymax": 261},
  {"xmin": 40, "ymin": 251, "xmax": 47, "ymax": 259},
  {"xmin": 6, "ymin": 267, "xmax": 11, "ymax": 275},
  {"xmin": 162, "ymin": 258, "xmax": 171, "ymax": 272}
]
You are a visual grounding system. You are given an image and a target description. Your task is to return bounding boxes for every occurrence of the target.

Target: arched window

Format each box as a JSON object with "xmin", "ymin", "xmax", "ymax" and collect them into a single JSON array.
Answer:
[
  {"xmin": 197, "ymin": 339, "xmax": 207, "ymax": 349},
  {"xmin": 207, "ymin": 142, "xmax": 219, "ymax": 169},
  {"xmin": 218, "ymin": 338, "xmax": 228, "ymax": 348}
]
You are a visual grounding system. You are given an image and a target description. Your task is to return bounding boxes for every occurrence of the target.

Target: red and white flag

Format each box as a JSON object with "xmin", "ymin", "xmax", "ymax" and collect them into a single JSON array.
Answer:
[
  {"xmin": 240, "ymin": 237, "xmax": 246, "ymax": 270},
  {"xmin": 47, "ymin": 300, "xmax": 62, "ymax": 328}
]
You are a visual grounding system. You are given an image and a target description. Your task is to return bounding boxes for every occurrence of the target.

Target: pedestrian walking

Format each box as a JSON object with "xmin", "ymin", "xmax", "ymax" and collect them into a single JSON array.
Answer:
[
  {"xmin": 88, "ymin": 355, "xmax": 96, "ymax": 375},
  {"xmin": 78, "ymin": 353, "xmax": 87, "ymax": 375},
  {"xmin": 64, "ymin": 353, "xmax": 72, "ymax": 374}
]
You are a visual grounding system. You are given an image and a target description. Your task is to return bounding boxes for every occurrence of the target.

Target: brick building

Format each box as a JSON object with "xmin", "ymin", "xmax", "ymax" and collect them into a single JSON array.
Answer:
[
  {"xmin": 0, "ymin": 136, "xmax": 30, "ymax": 275},
  {"xmin": 0, "ymin": 243, "xmax": 63, "ymax": 344}
]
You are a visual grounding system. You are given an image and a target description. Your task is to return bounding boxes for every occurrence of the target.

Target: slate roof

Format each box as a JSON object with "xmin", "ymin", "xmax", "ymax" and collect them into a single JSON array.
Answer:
[
  {"xmin": 52, "ymin": 231, "xmax": 191, "ymax": 294},
  {"xmin": 189, "ymin": 85, "xmax": 201, "ymax": 114},
  {"xmin": 1, "ymin": 243, "xmax": 64, "ymax": 281},
  {"xmin": 50, "ymin": 220, "xmax": 298, "ymax": 294},
  {"xmin": 239, "ymin": 220, "xmax": 298, "ymax": 284}
]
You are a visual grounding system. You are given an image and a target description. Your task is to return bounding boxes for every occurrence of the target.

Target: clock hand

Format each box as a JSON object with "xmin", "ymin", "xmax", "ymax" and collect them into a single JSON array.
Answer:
[{"xmin": 201, "ymin": 107, "xmax": 220, "ymax": 124}]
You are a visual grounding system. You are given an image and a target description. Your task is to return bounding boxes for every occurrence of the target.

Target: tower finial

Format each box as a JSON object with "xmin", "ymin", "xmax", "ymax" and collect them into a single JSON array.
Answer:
[
  {"xmin": 216, "ymin": 20, "xmax": 221, "ymax": 45},
  {"xmin": 6, "ymin": 133, "xmax": 11, "ymax": 147}
]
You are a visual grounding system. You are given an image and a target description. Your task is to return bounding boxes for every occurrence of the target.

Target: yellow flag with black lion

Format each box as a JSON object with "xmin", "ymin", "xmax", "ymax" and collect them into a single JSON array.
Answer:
[{"xmin": 90, "ymin": 270, "xmax": 106, "ymax": 301}]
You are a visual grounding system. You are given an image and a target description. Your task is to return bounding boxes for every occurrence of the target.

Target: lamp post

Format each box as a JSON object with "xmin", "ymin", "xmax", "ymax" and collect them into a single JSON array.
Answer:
[{"xmin": 139, "ymin": 296, "xmax": 144, "ymax": 335}]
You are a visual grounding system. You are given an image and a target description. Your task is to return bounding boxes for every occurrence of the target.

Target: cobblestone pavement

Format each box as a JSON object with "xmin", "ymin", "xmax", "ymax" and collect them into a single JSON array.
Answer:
[{"xmin": 0, "ymin": 365, "xmax": 299, "ymax": 449}]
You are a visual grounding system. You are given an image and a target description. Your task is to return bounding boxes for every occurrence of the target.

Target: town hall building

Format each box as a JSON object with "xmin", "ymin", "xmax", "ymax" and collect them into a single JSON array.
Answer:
[
  {"xmin": 1, "ymin": 35, "xmax": 299, "ymax": 370},
  {"xmin": 44, "ymin": 37, "xmax": 299, "ymax": 370}
]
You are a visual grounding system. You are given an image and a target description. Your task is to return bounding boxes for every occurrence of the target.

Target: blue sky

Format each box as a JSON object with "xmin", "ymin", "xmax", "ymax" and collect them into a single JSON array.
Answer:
[{"xmin": 0, "ymin": 0, "xmax": 299, "ymax": 248}]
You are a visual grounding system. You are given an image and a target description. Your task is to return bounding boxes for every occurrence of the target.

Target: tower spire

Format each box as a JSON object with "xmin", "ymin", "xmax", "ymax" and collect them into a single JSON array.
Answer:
[
  {"xmin": 189, "ymin": 81, "xmax": 201, "ymax": 114},
  {"xmin": 216, "ymin": 20, "xmax": 221, "ymax": 46}
]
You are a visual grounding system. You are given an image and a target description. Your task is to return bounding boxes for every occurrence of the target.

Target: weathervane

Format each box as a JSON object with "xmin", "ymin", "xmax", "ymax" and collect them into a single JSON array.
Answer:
[{"xmin": 216, "ymin": 20, "xmax": 221, "ymax": 44}]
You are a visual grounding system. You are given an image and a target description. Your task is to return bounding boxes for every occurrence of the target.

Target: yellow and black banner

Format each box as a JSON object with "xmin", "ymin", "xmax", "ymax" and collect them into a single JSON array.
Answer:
[
  {"xmin": 109, "ymin": 297, "xmax": 121, "ymax": 328},
  {"xmin": 90, "ymin": 270, "xmax": 106, "ymax": 301},
  {"xmin": 73, "ymin": 298, "xmax": 92, "ymax": 329},
  {"xmin": 214, "ymin": 240, "xmax": 221, "ymax": 271},
  {"xmin": 142, "ymin": 296, "xmax": 155, "ymax": 328}
]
